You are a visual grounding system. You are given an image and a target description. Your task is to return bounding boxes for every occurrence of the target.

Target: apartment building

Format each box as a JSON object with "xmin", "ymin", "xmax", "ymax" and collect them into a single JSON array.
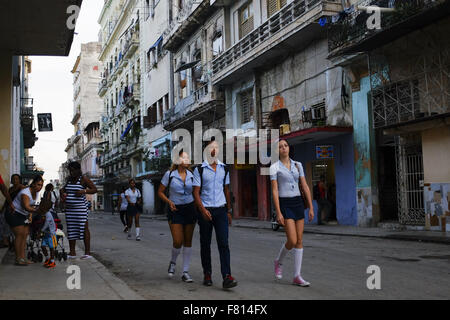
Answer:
[
  {"xmin": 0, "ymin": 1, "xmax": 81, "ymax": 205},
  {"xmin": 328, "ymin": 0, "xmax": 450, "ymax": 231},
  {"xmin": 97, "ymin": 0, "xmax": 143, "ymax": 212}
]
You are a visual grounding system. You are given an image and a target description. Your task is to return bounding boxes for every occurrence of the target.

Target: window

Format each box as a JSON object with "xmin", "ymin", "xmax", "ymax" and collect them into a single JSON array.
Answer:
[
  {"xmin": 239, "ymin": 89, "xmax": 254, "ymax": 124},
  {"xmin": 267, "ymin": 0, "xmax": 287, "ymax": 18},
  {"xmin": 212, "ymin": 34, "xmax": 223, "ymax": 58},
  {"xmin": 239, "ymin": 2, "xmax": 254, "ymax": 39},
  {"xmin": 158, "ymin": 98, "xmax": 163, "ymax": 122},
  {"xmin": 145, "ymin": 0, "xmax": 150, "ymax": 19},
  {"xmin": 145, "ymin": 104, "xmax": 157, "ymax": 129}
]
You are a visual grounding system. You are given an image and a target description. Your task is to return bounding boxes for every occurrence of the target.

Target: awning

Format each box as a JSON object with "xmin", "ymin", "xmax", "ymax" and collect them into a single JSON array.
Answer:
[
  {"xmin": 148, "ymin": 36, "xmax": 163, "ymax": 54},
  {"xmin": 174, "ymin": 60, "xmax": 201, "ymax": 73},
  {"xmin": 120, "ymin": 120, "xmax": 134, "ymax": 140}
]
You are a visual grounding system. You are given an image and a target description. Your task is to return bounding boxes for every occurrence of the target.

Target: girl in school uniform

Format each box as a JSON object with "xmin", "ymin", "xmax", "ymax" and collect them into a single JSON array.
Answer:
[
  {"xmin": 270, "ymin": 139, "xmax": 314, "ymax": 286},
  {"xmin": 158, "ymin": 150, "xmax": 196, "ymax": 283}
]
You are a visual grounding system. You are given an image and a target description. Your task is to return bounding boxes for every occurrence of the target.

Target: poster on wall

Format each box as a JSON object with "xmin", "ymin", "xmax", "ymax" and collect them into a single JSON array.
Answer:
[
  {"xmin": 316, "ymin": 145, "xmax": 334, "ymax": 159},
  {"xmin": 37, "ymin": 113, "xmax": 53, "ymax": 132}
]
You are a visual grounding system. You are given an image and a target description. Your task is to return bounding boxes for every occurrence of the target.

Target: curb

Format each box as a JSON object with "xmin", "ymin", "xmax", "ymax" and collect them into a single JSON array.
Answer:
[
  {"xmin": 231, "ymin": 223, "xmax": 450, "ymax": 245},
  {"xmin": 75, "ymin": 242, "xmax": 144, "ymax": 300}
]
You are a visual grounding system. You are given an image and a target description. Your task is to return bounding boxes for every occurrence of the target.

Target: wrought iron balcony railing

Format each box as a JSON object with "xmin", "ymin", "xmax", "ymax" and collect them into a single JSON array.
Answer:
[
  {"xmin": 328, "ymin": 0, "xmax": 447, "ymax": 54},
  {"xmin": 212, "ymin": 0, "xmax": 323, "ymax": 77}
]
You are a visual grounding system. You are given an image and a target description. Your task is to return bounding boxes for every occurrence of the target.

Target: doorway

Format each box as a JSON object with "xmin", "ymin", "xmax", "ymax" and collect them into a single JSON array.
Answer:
[
  {"xmin": 240, "ymin": 169, "xmax": 258, "ymax": 218},
  {"xmin": 311, "ymin": 159, "xmax": 336, "ymax": 223}
]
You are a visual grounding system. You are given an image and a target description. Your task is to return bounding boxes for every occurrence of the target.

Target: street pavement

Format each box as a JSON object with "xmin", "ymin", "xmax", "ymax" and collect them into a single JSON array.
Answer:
[{"xmin": 1, "ymin": 212, "xmax": 449, "ymax": 300}]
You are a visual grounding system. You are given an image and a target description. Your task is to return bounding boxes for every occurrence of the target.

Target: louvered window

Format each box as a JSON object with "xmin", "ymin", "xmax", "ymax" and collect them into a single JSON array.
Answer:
[
  {"xmin": 267, "ymin": 0, "xmax": 287, "ymax": 17},
  {"xmin": 239, "ymin": 2, "xmax": 254, "ymax": 39},
  {"xmin": 240, "ymin": 89, "xmax": 254, "ymax": 124}
]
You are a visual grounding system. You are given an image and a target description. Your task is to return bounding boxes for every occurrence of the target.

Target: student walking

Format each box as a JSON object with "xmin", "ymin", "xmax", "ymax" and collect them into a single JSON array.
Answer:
[
  {"xmin": 117, "ymin": 187, "xmax": 129, "ymax": 232},
  {"xmin": 60, "ymin": 161, "xmax": 97, "ymax": 260},
  {"xmin": 125, "ymin": 179, "xmax": 142, "ymax": 241},
  {"xmin": 270, "ymin": 139, "xmax": 314, "ymax": 287},
  {"xmin": 193, "ymin": 140, "xmax": 237, "ymax": 289},
  {"xmin": 158, "ymin": 150, "xmax": 196, "ymax": 283}
]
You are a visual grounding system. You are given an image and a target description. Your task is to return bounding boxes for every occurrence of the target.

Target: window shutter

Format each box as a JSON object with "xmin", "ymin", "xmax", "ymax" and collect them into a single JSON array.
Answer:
[
  {"xmin": 240, "ymin": 16, "xmax": 254, "ymax": 39},
  {"xmin": 267, "ymin": 0, "xmax": 278, "ymax": 17},
  {"xmin": 241, "ymin": 90, "xmax": 254, "ymax": 124}
]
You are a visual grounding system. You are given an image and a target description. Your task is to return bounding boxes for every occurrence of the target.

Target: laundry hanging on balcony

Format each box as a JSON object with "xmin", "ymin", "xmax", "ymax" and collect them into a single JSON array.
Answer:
[
  {"xmin": 148, "ymin": 35, "xmax": 163, "ymax": 55},
  {"xmin": 121, "ymin": 120, "xmax": 134, "ymax": 140}
]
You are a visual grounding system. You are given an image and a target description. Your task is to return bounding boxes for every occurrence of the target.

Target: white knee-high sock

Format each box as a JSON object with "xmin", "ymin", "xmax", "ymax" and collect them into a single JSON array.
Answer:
[
  {"xmin": 276, "ymin": 243, "xmax": 291, "ymax": 264},
  {"xmin": 182, "ymin": 247, "xmax": 192, "ymax": 273},
  {"xmin": 136, "ymin": 227, "xmax": 140, "ymax": 236},
  {"xmin": 171, "ymin": 247, "xmax": 181, "ymax": 264},
  {"xmin": 294, "ymin": 248, "xmax": 304, "ymax": 278}
]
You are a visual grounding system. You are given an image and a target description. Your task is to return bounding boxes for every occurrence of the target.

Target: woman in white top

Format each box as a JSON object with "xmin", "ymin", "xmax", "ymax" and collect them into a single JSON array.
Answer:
[
  {"xmin": 117, "ymin": 187, "xmax": 129, "ymax": 232},
  {"xmin": 270, "ymin": 139, "xmax": 314, "ymax": 286},
  {"xmin": 10, "ymin": 175, "xmax": 44, "ymax": 266},
  {"xmin": 125, "ymin": 179, "xmax": 142, "ymax": 241}
]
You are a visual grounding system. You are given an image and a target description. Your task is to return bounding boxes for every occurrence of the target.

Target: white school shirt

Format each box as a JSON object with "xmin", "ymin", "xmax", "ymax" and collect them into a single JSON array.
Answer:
[
  {"xmin": 125, "ymin": 188, "xmax": 141, "ymax": 204},
  {"xmin": 270, "ymin": 159, "xmax": 305, "ymax": 198}
]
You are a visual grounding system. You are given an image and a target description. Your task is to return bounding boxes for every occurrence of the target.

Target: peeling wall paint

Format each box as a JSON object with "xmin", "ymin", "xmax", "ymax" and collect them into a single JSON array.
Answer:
[{"xmin": 352, "ymin": 76, "xmax": 379, "ymax": 226}]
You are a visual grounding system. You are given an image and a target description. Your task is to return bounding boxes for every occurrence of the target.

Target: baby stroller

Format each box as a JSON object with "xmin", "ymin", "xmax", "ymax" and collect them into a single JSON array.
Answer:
[
  {"xmin": 27, "ymin": 215, "xmax": 45, "ymax": 263},
  {"xmin": 51, "ymin": 210, "xmax": 68, "ymax": 262}
]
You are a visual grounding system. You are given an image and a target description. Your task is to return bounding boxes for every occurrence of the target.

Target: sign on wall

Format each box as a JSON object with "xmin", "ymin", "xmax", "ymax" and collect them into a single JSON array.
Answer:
[
  {"xmin": 37, "ymin": 113, "xmax": 53, "ymax": 132},
  {"xmin": 316, "ymin": 145, "xmax": 334, "ymax": 159}
]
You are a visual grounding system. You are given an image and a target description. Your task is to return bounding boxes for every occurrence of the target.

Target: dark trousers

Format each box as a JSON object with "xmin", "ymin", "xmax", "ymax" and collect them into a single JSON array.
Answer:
[
  {"xmin": 197, "ymin": 207, "xmax": 231, "ymax": 279},
  {"xmin": 119, "ymin": 211, "xmax": 127, "ymax": 226}
]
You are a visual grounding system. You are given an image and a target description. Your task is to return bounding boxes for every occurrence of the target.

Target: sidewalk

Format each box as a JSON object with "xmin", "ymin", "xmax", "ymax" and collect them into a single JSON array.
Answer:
[{"xmin": 0, "ymin": 244, "xmax": 144, "ymax": 300}]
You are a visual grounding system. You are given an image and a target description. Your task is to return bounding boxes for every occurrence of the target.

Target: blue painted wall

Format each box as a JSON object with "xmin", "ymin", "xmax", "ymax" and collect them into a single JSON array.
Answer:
[{"xmin": 293, "ymin": 133, "xmax": 357, "ymax": 225}]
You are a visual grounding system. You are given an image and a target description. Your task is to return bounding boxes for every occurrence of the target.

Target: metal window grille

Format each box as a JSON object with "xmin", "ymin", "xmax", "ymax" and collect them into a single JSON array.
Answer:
[{"xmin": 240, "ymin": 89, "xmax": 254, "ymax": 124}]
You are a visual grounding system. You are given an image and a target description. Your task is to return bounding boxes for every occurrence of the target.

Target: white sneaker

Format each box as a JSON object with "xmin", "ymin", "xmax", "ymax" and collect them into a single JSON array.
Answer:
[
  {"xmin": 136, "ymin": 235, "xmax": 141, "ymax": 241},
  {"xmin": 168, "ymin": 262, "xmax": 176, "ymax": 278},
  {"xmin": 182, "ymin": 272, "xmax": 193, "ymax": 283}
]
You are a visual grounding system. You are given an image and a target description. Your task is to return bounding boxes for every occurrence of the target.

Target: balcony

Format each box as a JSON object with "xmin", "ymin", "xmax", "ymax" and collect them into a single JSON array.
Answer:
[
  {"xmin": 20, "ymin": 106, "xmax": 34, "ymax": 127},
  {"xmin": 123, "ymin": 31, "xmax": 140, "ymax": 60},
  {"xmin": 328, "ymin": 0, "xmax": 450, "ymax": 57},
  {"xmin": 98, "ymin": 78, "xmax": 108, "ymax": 97},
  {"xmin": 71, "ymin": 106, "xmax": 81, "ymax": 125},
  {"xmin": 163, "ymin": 0, "xmax": 214, "ymax": 52},
  {"xmin": 124, "ymin": 83, "xmax": 140, "ymax": 108},
  {"xmin": 163, "ymin": 84, "xmax": 224, "ymax": 131},
  {"xmin": 212, "ymin": 0, "xmax": 340, "ymax": 85},
  {"xmin": 372, "ymin": 77, "xmax": 450, "ymax": 129}
]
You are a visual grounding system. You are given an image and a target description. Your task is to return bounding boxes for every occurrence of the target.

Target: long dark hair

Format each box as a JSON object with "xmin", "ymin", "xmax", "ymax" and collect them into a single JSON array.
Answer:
[{"xmin": 30, "ymin": 175, "xmax": 44, "ymax": 187}]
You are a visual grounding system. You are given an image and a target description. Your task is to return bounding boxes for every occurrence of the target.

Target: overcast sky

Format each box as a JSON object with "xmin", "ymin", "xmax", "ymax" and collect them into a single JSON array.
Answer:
[{"xmin": 29, "ymin": 0, "xmax": 104, "ymax": 181}]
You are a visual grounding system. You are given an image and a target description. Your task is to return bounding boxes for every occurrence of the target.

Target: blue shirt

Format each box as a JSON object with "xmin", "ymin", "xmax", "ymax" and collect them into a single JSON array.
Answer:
[
  {"xmin": 270, "ymin": 159, "xmax": 305, "ymax": 198},
  {"xmin": 161, "ymin": 169, "xmax": 195, "ymax": 205},
  {"xmin": 41, "ymin": 211, "xmax": 56, "ymax": 236},
  {"xmin": 193, "ymin": 160, "xmax": 230, "ymax": 208}
]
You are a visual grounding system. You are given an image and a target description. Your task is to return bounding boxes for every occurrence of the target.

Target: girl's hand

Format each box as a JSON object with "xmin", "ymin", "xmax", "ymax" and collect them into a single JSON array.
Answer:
[
  {"xmin": 276, "ymin": 214, "xmax": 285, "ymax": 227},
  {"xmin": 308, "ymin": 208, "xmax": 315, "ymax": 223},
  {"xmin": 169, "ymin": 201, "xmax": 177, "ymax": 212}
]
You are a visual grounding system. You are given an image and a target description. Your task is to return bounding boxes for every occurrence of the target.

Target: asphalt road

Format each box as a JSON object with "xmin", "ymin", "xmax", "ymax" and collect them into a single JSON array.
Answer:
[{"xmin": 85, "ymin": 212, "xmax": 450, "ymax": 300}]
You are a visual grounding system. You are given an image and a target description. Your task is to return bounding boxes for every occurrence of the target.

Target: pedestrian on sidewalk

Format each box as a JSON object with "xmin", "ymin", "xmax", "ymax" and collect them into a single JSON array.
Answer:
[
  {"xmin": 0, "ymin": 174, "xmax": 16, "ymax": 248},
  {"xmin": 158, "ymin": 150, "xmax": 196, "ymax": 283},
  {"xmin": 117, "ymin": 187, "xmax": 128, "ymax": 233},
  {"xmin": 7, "ymin": 175, "xmax": 43, "ymax": 266},
  {"xmin": 125, "ymin": 179, "xmax": 142, "ymax": 241},
  {"xmin": 270, "ymin": 139, "xmax": 314, "ymax": 287},
  {"xmin": 193, "ymin": 140, "xmax": 237, "ymax": 289},
  {"xmin": 60, "ymin": 161, "xmax": 97, "ymax": 260}
]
